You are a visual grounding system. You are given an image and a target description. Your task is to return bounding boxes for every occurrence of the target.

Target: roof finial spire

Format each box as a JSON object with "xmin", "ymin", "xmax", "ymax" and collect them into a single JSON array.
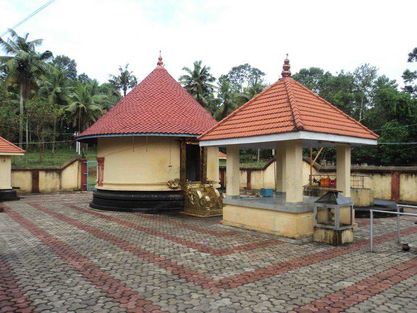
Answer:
[
  {"xmin": 281, "ymin": 54, "xmax": 291, "ymax": 78},
  {"xmin": 157, "ymin": 50, "xmax": 164, "ymax": 67}
]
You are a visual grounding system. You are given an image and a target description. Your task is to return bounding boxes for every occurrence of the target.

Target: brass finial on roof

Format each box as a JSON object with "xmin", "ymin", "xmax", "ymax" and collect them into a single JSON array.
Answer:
[
  {"xmin": 281, "ymin": 54, "xmax": 291, "ymax": 78},
  {"xmin": 157, "ymin": 50, "xmax": 164, "ymax": 67}
]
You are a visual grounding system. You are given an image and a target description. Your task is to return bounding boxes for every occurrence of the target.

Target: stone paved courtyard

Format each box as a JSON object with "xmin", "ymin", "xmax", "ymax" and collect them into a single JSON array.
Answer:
[{"xmin": 1, "ymin": 193, "xmax": 417, "ymax": 313}]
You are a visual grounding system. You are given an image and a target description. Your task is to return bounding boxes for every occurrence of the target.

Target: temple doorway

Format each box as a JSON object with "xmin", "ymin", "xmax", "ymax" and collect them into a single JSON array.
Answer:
[{"xmin": 186, "ymin": 144, "xmax": 201, "ymax": 181}]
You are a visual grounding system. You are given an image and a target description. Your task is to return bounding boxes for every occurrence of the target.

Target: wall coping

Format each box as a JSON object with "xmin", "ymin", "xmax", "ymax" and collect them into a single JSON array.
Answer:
[{"xmin": 12, "ymin": 157, "xmax": 84, "ymax": 172}]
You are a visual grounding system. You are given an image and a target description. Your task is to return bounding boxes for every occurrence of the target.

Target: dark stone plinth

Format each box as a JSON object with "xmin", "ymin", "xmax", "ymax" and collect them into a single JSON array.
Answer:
[
  {"xmin": 0, "ymin": 189, "xmax": 20, "ymax": 201},
  {"xmin": 90, "ymin": 189, "xmax": 184, "ymax": 212}
]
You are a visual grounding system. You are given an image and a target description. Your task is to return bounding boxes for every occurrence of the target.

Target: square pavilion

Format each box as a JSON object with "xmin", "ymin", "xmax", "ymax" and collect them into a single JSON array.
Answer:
[{"xmin": 199, "ymin": 57, "xmax": 379, "ymax": 239}]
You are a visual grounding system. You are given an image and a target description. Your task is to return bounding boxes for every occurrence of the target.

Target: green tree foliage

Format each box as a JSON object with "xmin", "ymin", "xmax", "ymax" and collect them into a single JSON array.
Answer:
[
  {"xmin": 403, "ymin": 47, "xmax": 417, "ymax": 97},
  {"xmin": 179, "ymin": 60, "xmax": 216, "ymax": 114},
  {"xmin": 214, "ymin": 63, "xmax": 266, "ymax": 120},
  {"xmin": 52, "ymin": 55, "xmax": 77, "ymax": 80},
  {"xmin": 0, "ymin": 30, "xmax": 120, "ymax": 155},
  {"xmin": 66, "ymin": 83, "xmax": 105, "ymax": 132},
  {"xmin": 293, "ymin": 62, "xmax": 417, "ymax": 165},
  {"xmin": 109, "ymin": 64, "xmax": 137, "ymax": 97},
  {"xmin": 0, "ymin": 29, "xmax": 53, "ymax": 147}
]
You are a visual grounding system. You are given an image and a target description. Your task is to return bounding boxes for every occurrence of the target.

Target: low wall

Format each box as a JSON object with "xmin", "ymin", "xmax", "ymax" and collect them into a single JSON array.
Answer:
[
  {"xmin": 221, "ymin": 161, "xmax": 417, "ymax": 204},
  {"xmin": 320, "ymin": 166, "xmax": 417, "ymax": 204},
  {"xmin": 220, "ymin": 159, "xmax": 318, "ymax": 190},
  {"xmin": 11, "ymin": 158, "xmax": 83, "ymax": 193}
]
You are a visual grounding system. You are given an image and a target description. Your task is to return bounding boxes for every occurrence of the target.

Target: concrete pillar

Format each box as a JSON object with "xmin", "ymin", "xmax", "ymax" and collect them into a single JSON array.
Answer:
[
  {"xmin": 275, "ymin": 143, "xmax": 286, "ymax": 193},
  {"xmin": 226, "ymin": 145, "xmax": 240, "ymax": 196},
  {"xmin": 284, "ymin": 141, "xmax": 304, "ymax": 203},
  {"xmin": 336, "ymin": 145, "xmax": 351, "ymax": 197},
  {"xmin": 0, "ymin": 156, "xmax": 12, "ymax": 189}
]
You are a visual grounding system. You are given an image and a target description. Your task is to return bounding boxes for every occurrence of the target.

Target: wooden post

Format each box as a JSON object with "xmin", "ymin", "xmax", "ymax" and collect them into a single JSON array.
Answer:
[{"xmin": 180, "ymin": 140, "xmax": 186, "ymax": 186}]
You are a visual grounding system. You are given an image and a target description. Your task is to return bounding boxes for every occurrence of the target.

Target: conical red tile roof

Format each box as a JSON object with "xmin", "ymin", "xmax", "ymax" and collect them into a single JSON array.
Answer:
[
  {"xmin": 0, "ymin": 136, "xmax": 25, "ymax": 154},
  {"xmin": 78, "ymin": 64, "xmax": 216, "ymax": 140},
  {"xmin": 199, "ymin": 76, "xmax": 378, "ymax": 142}
]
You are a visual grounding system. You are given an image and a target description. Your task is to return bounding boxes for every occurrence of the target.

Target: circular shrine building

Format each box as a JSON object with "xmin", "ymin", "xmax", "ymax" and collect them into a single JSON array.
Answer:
[{"xmin": 77, "ymin": 56, "xmax": 219, "ymax": 212}]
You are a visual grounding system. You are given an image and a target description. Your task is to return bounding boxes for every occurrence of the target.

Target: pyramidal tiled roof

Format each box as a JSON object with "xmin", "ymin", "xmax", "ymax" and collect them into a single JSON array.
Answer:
[
  {"xmin": 79, "ymin": 57, "xmax": 217, "ymax": 139},
  {"xmin": 199, "ymin": 58, "xmax": 378, "ymax": 142},
  {"xmin": 0, "ymin": 136, "xmax": 25, "ymax": 154}
]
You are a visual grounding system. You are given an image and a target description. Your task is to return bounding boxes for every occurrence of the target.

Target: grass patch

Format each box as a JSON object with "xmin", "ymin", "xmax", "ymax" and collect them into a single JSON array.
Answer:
[
  {"xmin": 219, "ymin": 159, "xmax": 270, "ymax": 169},
  {"xmin": 12, "ymin": 148, "xmax": 97, "ymax": 169}
]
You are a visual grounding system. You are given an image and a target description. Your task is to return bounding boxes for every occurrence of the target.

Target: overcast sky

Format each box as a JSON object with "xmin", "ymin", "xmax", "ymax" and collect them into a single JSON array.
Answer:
[{"xmin": 0, "ymin": 0, "xmax": 416, "ymax": 85}]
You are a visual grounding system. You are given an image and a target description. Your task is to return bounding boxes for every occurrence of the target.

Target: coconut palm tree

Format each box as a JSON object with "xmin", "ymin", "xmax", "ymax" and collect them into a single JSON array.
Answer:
[
  {"xmin": 179, "ymin": 60, "xmax": 216, "ymax": 113},
  {"xmin": 109, "ymin": 64, "xmax": 137, "ymax": 97},
  {"xmin": 0, "ymin": 29, "xmax": 52, "ymax": 147},
  {"xmin": 66, "ymin": 83, "xmax": 105, "ymax": 132},
  {"xmin": 39, "ymin": 66, "xmax": 72, "ymax": 152}
]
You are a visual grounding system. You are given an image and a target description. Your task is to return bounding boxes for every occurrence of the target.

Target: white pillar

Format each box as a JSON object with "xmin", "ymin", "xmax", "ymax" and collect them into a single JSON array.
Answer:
[
  {"xmin": 0, "ymin": 156, "xmax": 12, "ymax": 189},
  {"xmin": 336, "ymin": 145, "xmax": 351, "ymax": 197},
  {"xmin": 226, "ymin": 145, "xmax": 240, "ymax": 196},
  {"xmin": 284, "ymin": 141, "xmax": 304, "ymax": 203},
  {"xmin": 275, "ymin": 143, "xmax": 286, "ymax": 193}
]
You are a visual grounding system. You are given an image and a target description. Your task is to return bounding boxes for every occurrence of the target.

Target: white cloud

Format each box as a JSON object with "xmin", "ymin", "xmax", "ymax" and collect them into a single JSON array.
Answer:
[{"xmin": 0, "ymin": 0, "xmax": 416, "ymax": 85}]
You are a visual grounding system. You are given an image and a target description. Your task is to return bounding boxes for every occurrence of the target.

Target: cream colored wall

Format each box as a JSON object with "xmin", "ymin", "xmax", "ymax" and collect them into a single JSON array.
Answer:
[
  {"xmin": 370, "ymin": 174, "xmax": 391, "ymax": 200},
  {"xmin": 11, "ymin": 159, "xmax": 81, "ymax": 193},
  {"xmin": 0, "ymin": 156, "xmax": 11, "ymax": 189},
  {"xmin": 400, "ymin": 174, "xmax": 417, "ymax": 202},
  {"xmin": 97, "ymin": 137, "xmax": 181, "ymax": 191},
  {"xmin": 223, "ymin": 205, "xmax": 314, "ymax": 239},
  {"xmin": 39, "ymin": 171, "xmax": 61, "ymax": 193},
  {"xmin": 98, "ymin": 137, "xmax": 222, "ymax": 192},
  {"xmin": 11, "ymin": 171, "xmax": 32, "ymax": 192},
  {"xmin": 206, "ymin": 147, "xmax": 219, "ymax": 186},
  {"xmin": 239, "ymin": 160, "xmax": 318, "ymax": 190},
  {"xmin": 61, "ymin": 160, "xmax": 81, "ymax": 190}
]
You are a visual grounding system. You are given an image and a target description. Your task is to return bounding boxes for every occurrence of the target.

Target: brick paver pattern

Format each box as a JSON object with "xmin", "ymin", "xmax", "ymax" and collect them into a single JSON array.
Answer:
[{"xmin": 1, "ymin": 192, "xmax": 417, "ymax": 313}]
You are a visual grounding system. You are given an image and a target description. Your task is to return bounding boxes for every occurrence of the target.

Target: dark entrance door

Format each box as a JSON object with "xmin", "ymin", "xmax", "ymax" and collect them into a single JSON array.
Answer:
[{"xmin": 186, "ymin": 144, "xmax": 201, "ymax": 181}]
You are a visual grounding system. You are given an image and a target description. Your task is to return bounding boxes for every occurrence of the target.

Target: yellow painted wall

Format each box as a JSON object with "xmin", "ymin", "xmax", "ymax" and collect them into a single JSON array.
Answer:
[
  {"xmin": 239, "ymin": 160, "xmax": 317, "ymax": 190},
  {"xmin": 223, "ymin": 204, "xmax": 314, "ymax": 239},
  {"xmin": 400, "ymin": 174, "xmax": 417, "ymax": 202},
  {"xmin": 370, "ymin": 174, "xmax": 391, "ymax": 200},
  {"xmin": 61, "ymin": 160, "xmax": 81, "ymax": 190},
  {"xmin": 207, "ymin": 147, "xmax": 220, "ymax": 187},
  {"xmin": 97, "ymin": 137, "xmax": 180, "ymax": 191},
  {"xmin": 0, "ymin": 156, "xmax": 11, "ymax": 189},
  {"xmin": 11, "ymin": 159, "xmax": 81, "ymax": 193},
  {"xmin": 97, "ymin": 137, "xmax": 218, "ymax": 191},
  {"xmin": 11, "ymin": 171, "xmax": 32, "ymax": 192},
  {"xmin": 39, "ymin": 171, "xmax": 61, "ymax": 193}
]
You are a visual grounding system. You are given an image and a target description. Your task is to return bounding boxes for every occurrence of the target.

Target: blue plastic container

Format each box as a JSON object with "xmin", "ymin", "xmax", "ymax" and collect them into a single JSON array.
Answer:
[{"xmin": 260, "ymin": 188, "xmax": 273, "ymax": 197}]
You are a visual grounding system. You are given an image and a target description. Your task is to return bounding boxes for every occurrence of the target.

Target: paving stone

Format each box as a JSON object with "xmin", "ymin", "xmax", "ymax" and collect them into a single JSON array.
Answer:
[{"xmin": 1, "ymin": 193, "xmax": 417, "ymax": 312}]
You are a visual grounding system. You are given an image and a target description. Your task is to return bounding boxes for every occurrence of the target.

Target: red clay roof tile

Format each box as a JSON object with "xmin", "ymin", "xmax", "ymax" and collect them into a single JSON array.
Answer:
[
  {"xmin": 199, "ymin": 77, "xmax": 378, "ymax": 141},
  {"xmin": 79, "ymin": 65, "xmax": 217, "ymax": 139},
  {"xmin": 0, "ymin": 136, "xmax": 25, "ymax": 154}
]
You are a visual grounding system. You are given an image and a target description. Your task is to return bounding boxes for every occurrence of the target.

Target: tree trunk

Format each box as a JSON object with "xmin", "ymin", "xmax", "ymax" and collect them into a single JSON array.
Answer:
[
  {"xmin": 25, "ymin": 119, "xmax": 29, "ymax": 150},
  {"xmin": 39, "ymin": 134, "xmax": 44, "ymax": 162},
  {"xmin": 19, "ymin": 85, "xmax": 24, "ymax": 148}
]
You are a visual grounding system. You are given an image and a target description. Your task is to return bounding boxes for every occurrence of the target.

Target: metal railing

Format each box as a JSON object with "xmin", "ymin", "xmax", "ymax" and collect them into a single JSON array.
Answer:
[{"xmin": 369, "ymin": 204, "xmax": 417, "ymax": 252}]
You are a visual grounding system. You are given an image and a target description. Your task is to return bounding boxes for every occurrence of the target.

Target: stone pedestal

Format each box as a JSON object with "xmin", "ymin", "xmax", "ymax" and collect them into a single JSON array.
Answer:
[{"xmin": 313, "ymin": 228, "xmax": 353, "ymax": 245}]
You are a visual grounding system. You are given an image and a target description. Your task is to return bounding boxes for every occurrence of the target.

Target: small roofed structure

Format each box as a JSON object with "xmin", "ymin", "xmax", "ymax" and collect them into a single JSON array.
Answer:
[
  {"xmin": 78, "ymin": 55, "xmax": 222, "ymax": 215},
  {"xmin": 199, "ymin": 56, "xmax": 378, "ymax": 242},
  {"xmin": 0, "ymin": 136, "xmax": 25, "ymax": 201}
]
